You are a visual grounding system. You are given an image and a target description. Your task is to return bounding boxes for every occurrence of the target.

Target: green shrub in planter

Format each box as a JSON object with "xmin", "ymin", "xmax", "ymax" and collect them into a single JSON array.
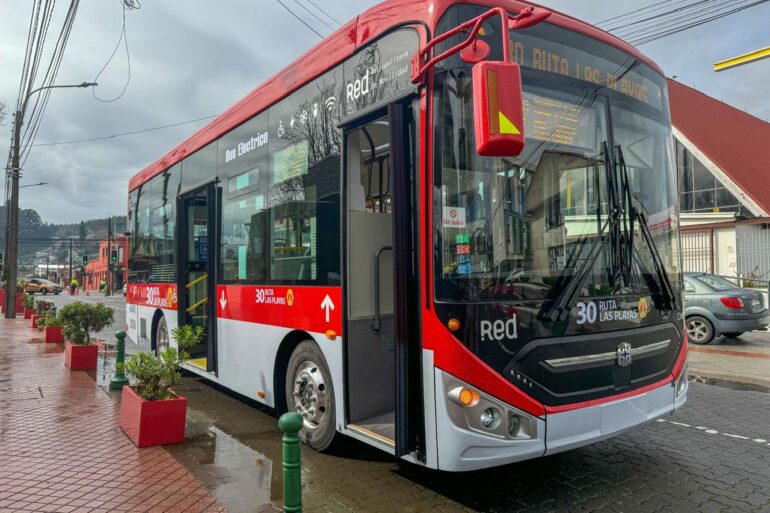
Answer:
[
  {"xmin": 35, "ymin": 299, "xmax": 56, "ymax": 317},
  {"xmin": 22, "ymin": 294, "xmax": 35, "ymax": 310},
  {"xmin": 57, "ymin": 301, "xmax": 114, "ymax": 345},
  {"xmin": 16, "ymin": 279, "xmax": 27, "ymax": 293},
  {"xmin": 125, "ymin": 348, "xmax": 182, "ymax": 401},
  {"xmin": 36, "ymin": 313, "xmax": 59, "ymax": 331},
  {"xmin": 123, "ymin": 324, "xmax": 203, "ymax": 401}
]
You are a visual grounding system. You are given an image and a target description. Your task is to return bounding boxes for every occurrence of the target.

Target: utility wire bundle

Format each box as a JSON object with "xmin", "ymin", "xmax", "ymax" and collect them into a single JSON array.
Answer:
[{"xmin": 597, "ymin": 0, "xmax": 769, "ymax": 46}]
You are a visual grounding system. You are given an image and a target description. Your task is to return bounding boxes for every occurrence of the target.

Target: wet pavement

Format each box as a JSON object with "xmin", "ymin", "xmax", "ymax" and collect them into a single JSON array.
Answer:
[
  {"xmin": 9, "ymin": 295, "xmax": 770, "ymax": 512},
  {"xmin": 0, "ymin": 316, "xmax": 225, "ymax": 513}
]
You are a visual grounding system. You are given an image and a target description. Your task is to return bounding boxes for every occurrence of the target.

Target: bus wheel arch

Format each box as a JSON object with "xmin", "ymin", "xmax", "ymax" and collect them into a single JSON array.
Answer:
[
  {"xmin": 150, "ymin": 309, "xmax": 168, "ymax": 354},
  {"xmin": 273, "ymin": 330, "xmax": 312, "ymax": 414},
  {"xmin": 275, "ymin": 332, "xmax": 337, "ymax": 451}
]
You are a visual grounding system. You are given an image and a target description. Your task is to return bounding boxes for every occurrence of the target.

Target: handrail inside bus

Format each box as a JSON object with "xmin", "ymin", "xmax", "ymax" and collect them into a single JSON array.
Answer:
[
  {"xmin": 371, "ymin": 246, "xmax": 393, "ymax": 333},
  {"xmin": 186, "ymin": 296, "xmax": 208, "ymax": 313},
  {"xmin": 186, "ymin": 273, "xmax": 208, "ymax": 289}
]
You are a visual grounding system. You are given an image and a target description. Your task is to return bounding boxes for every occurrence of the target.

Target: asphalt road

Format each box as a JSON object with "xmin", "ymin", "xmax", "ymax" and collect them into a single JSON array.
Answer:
[{"xmin": 38, "ymin": 290, "xmax": 128, "ymax": 344}]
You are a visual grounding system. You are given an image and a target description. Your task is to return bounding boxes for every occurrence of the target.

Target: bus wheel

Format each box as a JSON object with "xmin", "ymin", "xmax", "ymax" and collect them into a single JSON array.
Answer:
[
  {"xmin": 155, "ymin": 316, "xmax": 169, "ymax": 355},
  {"xmin": 687, "ymin": 316, "xmax": 714, "ymax": 345},
  {"xmin": 285, "ymin": 341, "xmax": 336, "ymax": 451}
]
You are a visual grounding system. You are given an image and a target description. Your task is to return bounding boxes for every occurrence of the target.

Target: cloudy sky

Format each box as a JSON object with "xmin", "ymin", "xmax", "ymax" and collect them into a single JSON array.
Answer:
[{"xmin": 1, "ymin": 0, "xmax": 768, "ymax": 223}]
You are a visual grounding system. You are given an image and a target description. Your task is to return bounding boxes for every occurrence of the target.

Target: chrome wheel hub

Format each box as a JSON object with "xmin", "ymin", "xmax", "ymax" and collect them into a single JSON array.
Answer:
[
  {"xmin": 292, "ymin": 360, "xmax": 329, "ymax": 431},
  {"xmin": 157, "ymin": 323, "xmax": 169, "ymax": 351},
  {"xmin": 688, "ymin": 320, "xmax": 708, "ymax": 341}
]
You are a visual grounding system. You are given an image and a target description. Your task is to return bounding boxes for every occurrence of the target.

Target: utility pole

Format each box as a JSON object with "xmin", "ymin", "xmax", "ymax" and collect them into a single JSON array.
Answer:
[
  {"xmin": 105, "ymin": 217, "xmax": 112, "ymax": 296},
  {"xmin": 46, "ymin": 252, "xmax": 49, "ymax": 278},
  {"xmin": 4, "ymin": 111, "xmax": 22, "ymax": 318},
  {"xmin": 69, "ymin": 237, "xmax": 73, "ymax": 287},
  {"xmin": 3, "ymin": 82, "xmax": 96, "ymax": 318}
]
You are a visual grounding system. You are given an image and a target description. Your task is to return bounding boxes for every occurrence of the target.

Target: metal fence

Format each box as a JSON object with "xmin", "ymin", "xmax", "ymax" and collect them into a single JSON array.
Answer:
[
  {"xmin": 680, "ymin": 228, "xmax": 713, "ymax": 273},
  {"xmin": 736, "ymin": 224, "xmax": 770, "ymax": 282}
]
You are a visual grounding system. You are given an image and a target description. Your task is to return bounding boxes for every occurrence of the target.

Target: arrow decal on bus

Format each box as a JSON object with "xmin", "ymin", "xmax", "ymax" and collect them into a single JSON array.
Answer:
[
  {"xmin": 219, "ymin": 289, "xmax": 227, "ymax": 311},
  {"xmin": 320, "ymin": 294, "xmax": 334, "ymax": 323}
]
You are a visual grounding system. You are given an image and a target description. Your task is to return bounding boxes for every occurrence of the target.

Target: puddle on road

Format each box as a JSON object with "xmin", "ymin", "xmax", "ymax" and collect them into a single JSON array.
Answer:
[
  {"xmin": 689, "ymin": 374, "xmax": 770, "ymax": 393},
  {"xmin": 165, "ymin": 421, "xmax": 274, "ymax": 513}
]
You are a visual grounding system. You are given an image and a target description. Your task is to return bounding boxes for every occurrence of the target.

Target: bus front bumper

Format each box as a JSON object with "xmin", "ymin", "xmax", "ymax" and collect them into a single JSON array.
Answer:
[
  {"xmin": 544, "ymin": 381, "xmax": 677, "ymax": 456},
  {"xmin": 435, "ymin": 370, "xmax": 685, "ymax": 471}
]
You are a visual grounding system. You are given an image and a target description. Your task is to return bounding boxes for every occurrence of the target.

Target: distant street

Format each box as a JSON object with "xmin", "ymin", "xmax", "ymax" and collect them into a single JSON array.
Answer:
[{"xmin": 39, "ymin": 290, "xmax": 128, "ymax": 346}]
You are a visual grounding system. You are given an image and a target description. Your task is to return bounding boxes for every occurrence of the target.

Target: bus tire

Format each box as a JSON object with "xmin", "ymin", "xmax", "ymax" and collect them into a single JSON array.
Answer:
[
  {"xmin": 686, "ymin": 315, "xmax": 714, "ymax": 345},
  {"xmin": 155, "ymin": 315, "xmax": 170, "ymax": 355},
  {"xmin": 285, "ymin": 341, "xmax": 336, "ymax": 451}
]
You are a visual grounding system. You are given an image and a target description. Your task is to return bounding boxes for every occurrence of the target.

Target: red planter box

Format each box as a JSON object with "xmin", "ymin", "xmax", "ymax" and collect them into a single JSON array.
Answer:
[
  {"xmin": 64, "ymin": 342, "xmax": 98, "ymax": 370},
  {"xmin": 45, "ymin": 326, "xmax": 64, "ymax": 343},
  {"xmin": 15, "ymin": 295, "xmax": 23, "ymax": 314},
  {"xmin": 30, "ymin": 315, "xmax": 42, "ymax": 328},
  {"xmin": 24, "ymin": 308, "xmax": 33, "ymax": 319},
  {"xmin": 119, "ymin": 385, "xmax": 187, "ymax": 448}
]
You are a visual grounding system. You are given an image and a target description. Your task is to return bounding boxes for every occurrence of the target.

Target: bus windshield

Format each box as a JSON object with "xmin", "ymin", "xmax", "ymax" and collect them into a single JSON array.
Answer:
[{"xmin": 433, "ymin": 20, "xmax": 680, "ymax": 304}]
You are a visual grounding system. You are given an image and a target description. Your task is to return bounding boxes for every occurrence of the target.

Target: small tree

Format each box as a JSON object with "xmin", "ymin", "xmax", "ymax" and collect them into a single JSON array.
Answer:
[
  {"xmin": 57, "ymin": 301, "xmax": 114, "ymax": 345},
  {"xmin": 34, "ymin": 300, "xmax": 58, "ymax": 331}
]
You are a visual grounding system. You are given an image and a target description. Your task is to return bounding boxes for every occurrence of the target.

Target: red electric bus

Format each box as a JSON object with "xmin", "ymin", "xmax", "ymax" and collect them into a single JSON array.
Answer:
[{"xmin": 126, "ymin": 0, "xmax": 688, "ymax": 471}]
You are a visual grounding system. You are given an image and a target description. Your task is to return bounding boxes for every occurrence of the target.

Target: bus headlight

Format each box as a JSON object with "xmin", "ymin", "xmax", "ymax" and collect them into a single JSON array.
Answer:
[
  {"xmin": 443, "ymin": 371, "xmax": 537, "ymax": 440},
  {"xmin": 480, "ymin": 407, "xmax": 501, "ymax": 429}
]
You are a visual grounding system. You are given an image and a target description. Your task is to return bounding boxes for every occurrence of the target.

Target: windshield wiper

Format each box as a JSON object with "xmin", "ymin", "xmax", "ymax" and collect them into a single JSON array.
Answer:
[
  {"xmin": 538, "ymin": 216, "xmax": 611, "ymax": 322},
  {"xmin": 538, "ymin": 142, "xmax": 616, "ymax": 323},
  {"xmin": 617, "ymin": 145, "xmax": 677, "ymax": 311}
]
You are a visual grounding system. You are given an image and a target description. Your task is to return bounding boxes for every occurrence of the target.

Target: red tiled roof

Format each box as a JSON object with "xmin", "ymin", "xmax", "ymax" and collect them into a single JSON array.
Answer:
[{"xmin": 667, "ymin": 78, "xmax": 770, "ymax": 215}]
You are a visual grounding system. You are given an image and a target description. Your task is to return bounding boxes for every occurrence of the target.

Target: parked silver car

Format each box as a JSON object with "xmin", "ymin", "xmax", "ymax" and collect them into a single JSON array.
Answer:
[{"xmin": 683, "ymin": 273, "xmax": 770, "ymax": 344}]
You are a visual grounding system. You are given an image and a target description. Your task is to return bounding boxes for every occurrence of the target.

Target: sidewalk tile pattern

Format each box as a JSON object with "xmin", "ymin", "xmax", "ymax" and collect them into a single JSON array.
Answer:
[{"xmin": 0, "ymin": 318, "xmax": 225, "ymax": 513}]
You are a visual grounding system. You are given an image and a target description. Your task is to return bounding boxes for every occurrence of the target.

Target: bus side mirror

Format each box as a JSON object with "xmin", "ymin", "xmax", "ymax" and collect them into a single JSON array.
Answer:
[{"xmin": 472, "ymin": 61, "xmax": 525, "ymax": 157}]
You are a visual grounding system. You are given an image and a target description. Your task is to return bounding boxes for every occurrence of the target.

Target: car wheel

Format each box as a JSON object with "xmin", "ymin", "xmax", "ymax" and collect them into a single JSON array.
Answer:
[
  {"xmin": 155, "ymin": 316, "xmax": 169, "ymax": 355},
  {"xmin": 285, "ymin": 341, "xmax": 336, "ymax": 451},
  {"xmin": 687, "ymin": 315, "xmax": 715, "ymax": 345},
  {"xmin": 41, "ymin": 288, "xmax": 48, "ymax": 295},
  {"xmin": 722, "ymin": 332, "xmax": 744, "ymax": 338}
]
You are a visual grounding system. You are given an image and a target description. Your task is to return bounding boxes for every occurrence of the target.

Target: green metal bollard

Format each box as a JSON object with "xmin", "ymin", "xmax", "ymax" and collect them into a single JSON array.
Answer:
[
  {"xmin": 109, "ymin": 331, "xmax": 130, "ymax": 391},
  {"xmin": 278, "ymin": 412, "xmax": 303, "ymax": 513}
]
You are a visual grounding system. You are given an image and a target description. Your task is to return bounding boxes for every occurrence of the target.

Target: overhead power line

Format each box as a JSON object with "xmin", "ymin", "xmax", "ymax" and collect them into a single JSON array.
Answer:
[
  {"xmin": 599, "ymin": 0, "xmax": 770, "ymax": 46},
  {"xmin": 30, "ymin": 114, "xmax": 217, "ymax": 147},
  {"xmin": 630, "ymin": 0, "xmax": 769, "ymax": 44},
  {"xmin": 303, "ymin": 0, "xmax": 342, "ymax": 26},
  {"xmin": 292, "ymin": 0, "xmax": 336, "ymax": 31},
  {"xmin": 615, "ymin": 0, "xmax": 740, "ymax": 38},
  {"xmin": 273, "ymin": 0, "xmax": 325, "ymax": 39},
  {"xmin": 92, "ymin": 0, "xmax": 140, "ymax": 103}
]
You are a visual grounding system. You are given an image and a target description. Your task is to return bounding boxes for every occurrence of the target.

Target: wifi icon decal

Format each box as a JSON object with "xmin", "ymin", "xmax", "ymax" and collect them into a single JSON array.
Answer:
[{"xmin": 324, "ymin": 96, "xmax": 336, "ymax": 111}]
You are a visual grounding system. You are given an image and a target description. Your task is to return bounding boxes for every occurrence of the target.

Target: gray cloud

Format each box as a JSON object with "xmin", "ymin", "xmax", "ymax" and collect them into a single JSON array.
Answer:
[{"xmin": 1, "ymin": 0, "xmax": 767, "ymax": 223}]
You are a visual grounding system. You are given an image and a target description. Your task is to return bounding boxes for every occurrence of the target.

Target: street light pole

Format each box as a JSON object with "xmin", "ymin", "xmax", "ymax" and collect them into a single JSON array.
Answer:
[
  {"xmin": 4, "ymin": 81, "xmax": 96, "ymax": 318},
  {"xmin": 105, "ymin": 217, "xmax": 112, "ymax": 296}
]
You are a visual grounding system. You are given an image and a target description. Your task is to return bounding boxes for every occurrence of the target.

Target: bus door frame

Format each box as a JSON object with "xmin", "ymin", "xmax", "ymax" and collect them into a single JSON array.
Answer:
[
  {"xmin": 340, "ymin": 96, "xmax": 424, "ymax": 460},
  {"xmin": 176, "ymin": 182, "xmax": 221, "ymax": 375}
]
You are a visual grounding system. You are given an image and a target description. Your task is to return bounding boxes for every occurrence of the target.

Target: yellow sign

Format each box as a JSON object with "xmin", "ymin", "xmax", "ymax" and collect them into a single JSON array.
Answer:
[
  {"xmin": 286, "ymin": 289, "xmax": 294, "ymax": 306},
  {"xmin": 167, "ymin": 288, "xmax": 174, "ymax": 309},
  {"xmin": 638, "ymin": 297, "xmax": 649, "ymax": 319},
  {"xmin": 499, "ymin": 112, "xmax": 521, "ymax": 135}
]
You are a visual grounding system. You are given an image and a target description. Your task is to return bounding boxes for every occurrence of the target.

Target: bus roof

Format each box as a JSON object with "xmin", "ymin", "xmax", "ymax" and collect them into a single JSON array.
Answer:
[{"xmin": 128, "ymin": 0, "xmax": 664, "ymax": 192}]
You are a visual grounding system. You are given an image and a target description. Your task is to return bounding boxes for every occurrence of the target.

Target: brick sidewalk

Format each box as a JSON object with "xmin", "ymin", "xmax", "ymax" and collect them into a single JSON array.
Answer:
[{"xmin": 0, "ymin": 317, "xmax": 225, "ymax": 513}]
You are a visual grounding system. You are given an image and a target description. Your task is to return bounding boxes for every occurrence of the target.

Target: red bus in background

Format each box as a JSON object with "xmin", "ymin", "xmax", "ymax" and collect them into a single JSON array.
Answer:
[{"xmin": 126, "ymin": 0, "xmax": 687, "ymax": 471}]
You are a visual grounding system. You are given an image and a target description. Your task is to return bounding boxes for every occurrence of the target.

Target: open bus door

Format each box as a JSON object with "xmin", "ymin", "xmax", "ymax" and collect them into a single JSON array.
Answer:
[
  {"xmin": 343, "ymin": 99, "xmax": 424, "ymax": 460},
  {"xmin": 177, "ymin": 183, "xmax": 219, "ymax": 374}
]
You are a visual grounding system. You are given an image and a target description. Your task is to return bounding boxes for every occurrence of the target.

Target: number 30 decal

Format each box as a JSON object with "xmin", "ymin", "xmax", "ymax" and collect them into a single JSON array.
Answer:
[{"xmin": 576, "ymin": 301, "xmax": 597, "ymax": 325}]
